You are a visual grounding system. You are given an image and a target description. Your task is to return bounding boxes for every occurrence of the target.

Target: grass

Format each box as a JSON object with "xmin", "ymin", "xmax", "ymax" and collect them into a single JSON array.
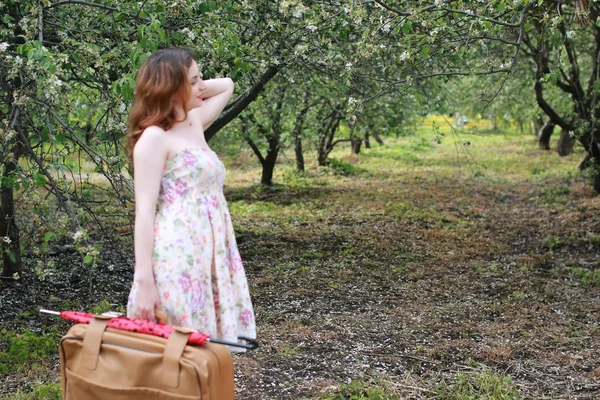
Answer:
[
  {"xmin": 568, "ymin": 267, "xmax": 600, "ymax": 287},
  {"xmin": 0, "ymin": 328, "xmax": 60, "ymax": 376},
  {"xmin": 321, "ymin": 380, "xmax": 399, "ymax": 400},
  {"xmin": 2, "ymin": 384, "xmax": 61, "ymax": 400},
  {"xmin": 434, "ymin": 371, "xmax": 520, "ymax": 400}
]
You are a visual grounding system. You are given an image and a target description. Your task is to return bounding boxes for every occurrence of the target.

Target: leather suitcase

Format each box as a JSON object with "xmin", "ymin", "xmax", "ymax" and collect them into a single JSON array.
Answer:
[{"xmin": 59, "ymin": 315, "xmax": 235, "ymax": 400}]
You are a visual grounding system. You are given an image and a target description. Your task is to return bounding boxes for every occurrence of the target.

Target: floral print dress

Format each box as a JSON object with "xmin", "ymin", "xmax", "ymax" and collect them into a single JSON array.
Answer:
[{"xmin": 127, "ymin": 147, "xmax": 256, "ymax": 344}]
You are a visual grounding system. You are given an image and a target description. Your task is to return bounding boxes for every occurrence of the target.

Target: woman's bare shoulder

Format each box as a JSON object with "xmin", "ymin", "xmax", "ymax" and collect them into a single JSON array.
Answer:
[{"xmin": 134, "ymin": 126, "xmax": 169, "ymax": 157}]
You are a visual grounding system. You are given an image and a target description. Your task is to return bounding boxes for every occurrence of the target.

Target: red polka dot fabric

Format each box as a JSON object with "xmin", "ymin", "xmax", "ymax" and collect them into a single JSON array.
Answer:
[{"xmin": 60, "ymin": 311, "xmax": 208, "ymax": 345}]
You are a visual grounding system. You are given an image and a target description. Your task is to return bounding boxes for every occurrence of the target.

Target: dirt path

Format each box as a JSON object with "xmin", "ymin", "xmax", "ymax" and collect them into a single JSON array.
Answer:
[
  {"xmin": 1, "ymin": 167, "xmax": 599, "ymax": 399},
  {"xmin": 231, "ymin": 177, "xmax": 600, "ymax": 399}
]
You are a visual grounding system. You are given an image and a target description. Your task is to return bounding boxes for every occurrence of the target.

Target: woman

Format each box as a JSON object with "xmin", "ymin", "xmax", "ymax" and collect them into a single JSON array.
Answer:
[{"xmin": 126, "ymin": 48, "xmax": 256, "ymax": 345}]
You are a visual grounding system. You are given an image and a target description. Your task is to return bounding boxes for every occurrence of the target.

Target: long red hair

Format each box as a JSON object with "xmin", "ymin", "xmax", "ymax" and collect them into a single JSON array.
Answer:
[{"xmin": 127, "ymin": 48, "xmax": 195, "ymax": 161}]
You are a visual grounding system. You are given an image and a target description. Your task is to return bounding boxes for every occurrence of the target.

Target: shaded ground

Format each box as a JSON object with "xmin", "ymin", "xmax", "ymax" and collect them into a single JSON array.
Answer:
[
  {"xmin": 1, "ymin": 132, "xmax": 600, "ymax": 399},
  {"xmin": 229, "ymin": 176, "xmax": 600, "ymax": 399}
]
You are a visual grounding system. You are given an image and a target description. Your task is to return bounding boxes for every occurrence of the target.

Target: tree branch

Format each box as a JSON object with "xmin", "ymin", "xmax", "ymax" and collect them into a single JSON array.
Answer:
[
  {"xmin": 441, "ymin": 7, "xmax": 520, "ymax": 28},
  {"xmin": 44, "ymin": 1, "xmax": 118, "ymax": 12},
  {"xmin": 373, "ymin": 0, "xmax": 520, "ymax": 27},
  {"xmin": 239, "ymin": 115, "xmax": 265, "ymax": 165},
  {"xmin": 205, "ymin": 65, "xmax": 282, "ymax": 141}
]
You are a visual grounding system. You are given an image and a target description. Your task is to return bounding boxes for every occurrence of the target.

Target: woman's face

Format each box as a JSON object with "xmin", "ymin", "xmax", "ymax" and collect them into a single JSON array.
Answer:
[{"xmin": 185, "ymin": 61, "xmax": 206, "ymax": 111}]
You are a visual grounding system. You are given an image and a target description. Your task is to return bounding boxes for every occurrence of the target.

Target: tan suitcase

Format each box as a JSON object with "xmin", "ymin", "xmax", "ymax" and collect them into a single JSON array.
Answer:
[{"xmin": 59, "ymin": 315, "xmax": 235, "ymax": 399}]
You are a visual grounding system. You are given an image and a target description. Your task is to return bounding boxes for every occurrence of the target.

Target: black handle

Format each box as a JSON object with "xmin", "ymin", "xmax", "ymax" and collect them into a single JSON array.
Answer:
[{"xmin": 208, "ymin": 336, "xmax": 259, "ymax": 350}]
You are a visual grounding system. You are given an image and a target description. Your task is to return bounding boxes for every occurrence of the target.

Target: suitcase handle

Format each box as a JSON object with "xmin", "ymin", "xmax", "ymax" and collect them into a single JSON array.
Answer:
[
  {"xmin": 155, "ymin": 308, "xmax": 259, "ymax": 350},
  {"xmin": 208, "ymin": 336, "xmax": 259, "ymax": 350}
]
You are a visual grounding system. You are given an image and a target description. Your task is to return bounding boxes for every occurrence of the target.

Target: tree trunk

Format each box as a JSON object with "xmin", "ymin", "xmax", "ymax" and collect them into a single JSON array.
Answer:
[
  {"xmin": 294, "ymin": 130, "xmax": 305, "ymax": 172},
  {"xmin": 594, "ymin": 173, "xmax": 600, "ymax": 195},
  {"xmin": 260, "ymin": 127, "xmax": 280, "ymax": 186},
  {"xmin": 260, "ymin": 91, "xmax": 285, "ymax": 185},
  {"xmin": 351, "ymin": 138, "xmax": 362, "ymax": 154},
  {"xmin": 0, "ymin": 140, "xmax": 23, "ymax": 278},
  {"xmin": 0, "ymin": 58, "xmax": 23, "ymax": 278},
  {"xmin": 317, "ymin": 146, "xmax": 328, "ymax": 166},
  {"xmin": 292, "ymin": 87, "xmax": 310, "ymax": 172},
  {"xmin": 538, "ymin": 120, "xmax": 555, "ymax": 150},
  {"xmin": 557, "ymin": 128, "xmax": 576, "ymax": 157},
  {"xmin": 531, "ymin": 114, "xmax": 544, "ymax": 136},
  {"xmin": 364, "ymin": 132, "xmax": 371, "ymax": 149},
  {"xmin": 579, "ymin": 150, "xmax": 593, "ymax": 170},
  {"xmin": 260, "ymin": 158, "xmax": 276, "ymax": 185},
  {"xmin": 372, "ymin": 130, "xmax": 384, "ymax": 145},
  {"xmin": 317, "ymin": 108, "xmax": 342, "ymax": 166}
]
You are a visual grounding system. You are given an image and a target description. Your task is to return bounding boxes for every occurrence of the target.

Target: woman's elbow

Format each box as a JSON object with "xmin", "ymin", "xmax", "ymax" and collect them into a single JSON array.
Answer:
[{"xmin": 225, "ymin": 77, "xmax": 234, "ymax": 91}]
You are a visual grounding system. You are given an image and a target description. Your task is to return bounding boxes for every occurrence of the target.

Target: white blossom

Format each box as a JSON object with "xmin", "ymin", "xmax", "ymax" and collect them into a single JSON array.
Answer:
[
  {"xmin": 72, "ymin": 229, "xmax": 86, "ymax": 242},
  {"xmin": 5, "ymin": 130, "xmax": 16, "ymax": 141},
  {"xmin": 345, "ymin": 62, "xmax": 353, "ymax": 70},
  {"xmin": 434, "ymin": 0, "xmax": 442, "ymax": 7},
  {"xmin": 566, "ymin": 30, "xmax": 576, "ymax": 39},
  {"xmin": 3, "ymin": 236, "xmax": 11, "ymax": 244},
  {"xmin": 306, "ymin": 24, "xmax": 317, "ymax": 33},
  {"xmin": 0, "ymin": 42, "xmax": 9, "ymax": 51},
  {"xmin": 182, "ymin": 27, "xmax": 195, "ymax": 41},
  {"xmin": 292, "ymin": 6, "xmax": 307, "ymax": 18},
  {"xmin": 400, "ymin": 50, "xmax": 410, "ymax": 61},
  {"xmin": 348, "ymin": 97, "xmax": 358, "ymax": 106}
]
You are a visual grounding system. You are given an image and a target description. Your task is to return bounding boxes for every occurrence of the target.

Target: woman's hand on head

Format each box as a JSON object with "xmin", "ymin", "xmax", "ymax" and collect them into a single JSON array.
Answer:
[
  {"xmin": 198, "ymin": 79, "xmax": 207, "ymax": 100},
  {"xmin": 194, "ymin": 78, "xmax": 234, "ymax": 129}
]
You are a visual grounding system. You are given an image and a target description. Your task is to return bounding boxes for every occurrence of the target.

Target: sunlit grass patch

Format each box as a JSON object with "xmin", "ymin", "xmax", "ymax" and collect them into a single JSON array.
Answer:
[
  {"xmin": 567, "ymin": 267, "xmax": 600, "ymax": 287},
  {"xmin": 321, "ymin": 380, "xmax": 399, "ymax": 400},
  {"xmin": 0, "ymin": 327, "xmax": 60, "ymax": 376},
  {"xmin": 229, "ymin": 200, "xmax": 278, "ymax": 215},
  {"xmin": 348, "ymin": 123, "xmax": 581, "ymax": 185},
  {"xmin": 326, "ymin": 158, "xmax": 368, "ymax": 176},
  {"xmin": 3, "ymin": 384, "xmax": 61, "ymax": 400},
  {"xmin": 434, "ymin": 370, "xmax": 520, "ymax": 399}
]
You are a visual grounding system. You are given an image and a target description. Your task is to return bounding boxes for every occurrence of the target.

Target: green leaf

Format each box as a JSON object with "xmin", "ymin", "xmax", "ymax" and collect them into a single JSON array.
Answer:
[
  {"xmin": 83, "ymin": 255, "xmax": 94, "ymax": 265},
  {"xmin": 44, "ymin": 232, "xmax": 55, "ymax": 243},
  {"xmin": 7, "ymin": 250, "xmax": 16, "ymax": 263},
  {"xmin": 402, "ymin": 20, "xmax": 412, "ymax": 35},
  {"xmin": 34, "ymin": 173, "xmax": 46, "ymax": 188}
]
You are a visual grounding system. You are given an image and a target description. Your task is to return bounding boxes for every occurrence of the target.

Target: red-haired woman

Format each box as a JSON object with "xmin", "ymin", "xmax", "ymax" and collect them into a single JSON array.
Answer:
[{"xmin": 126, "ymin": 48, "xmax": 256, "ymax": 347}]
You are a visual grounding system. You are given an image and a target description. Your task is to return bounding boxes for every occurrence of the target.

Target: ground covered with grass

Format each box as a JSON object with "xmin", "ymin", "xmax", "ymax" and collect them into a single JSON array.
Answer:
[{"xmin": 1, "ymin": 121, "xmax": 599, "ymax": 399}]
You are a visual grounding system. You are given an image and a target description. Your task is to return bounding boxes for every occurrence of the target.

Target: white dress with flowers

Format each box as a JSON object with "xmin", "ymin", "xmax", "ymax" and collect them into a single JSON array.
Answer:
[{"xmin": 127, "ymin": 147, "xmax": 256, "ymax": 342}]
